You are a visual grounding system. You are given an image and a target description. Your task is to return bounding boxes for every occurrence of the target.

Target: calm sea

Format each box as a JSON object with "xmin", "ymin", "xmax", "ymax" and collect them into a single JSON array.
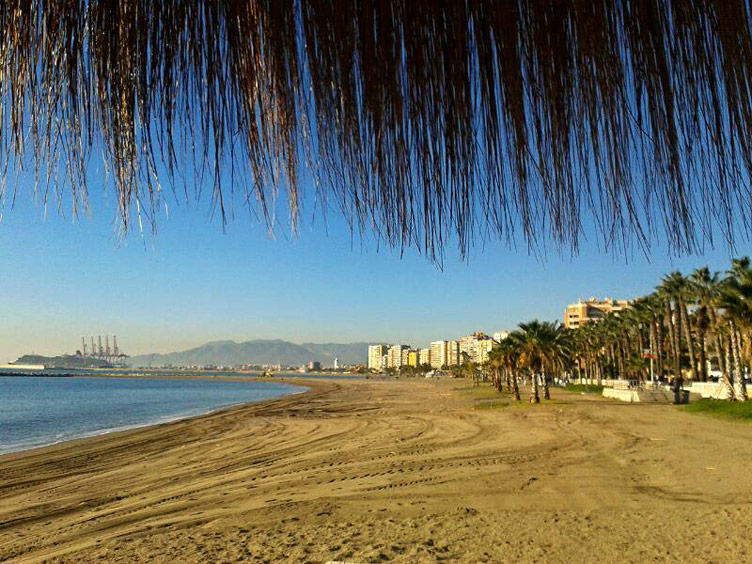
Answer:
[{"xmin": 0, "ymin": 376, "xmax": 304, "ymax": 455}]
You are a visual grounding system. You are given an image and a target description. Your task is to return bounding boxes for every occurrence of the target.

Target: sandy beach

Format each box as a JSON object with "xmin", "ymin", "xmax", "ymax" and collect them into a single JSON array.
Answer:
[{"xmin": 1, "ymin": 378, "xmax": 752, "ymax": 563}]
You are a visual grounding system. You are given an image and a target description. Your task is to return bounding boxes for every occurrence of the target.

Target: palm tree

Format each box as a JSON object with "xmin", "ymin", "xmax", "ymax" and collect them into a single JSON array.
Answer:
[
  {"xmin": 572, "ymin": 321, "xmax": 606, "ymax": 387},
  {"xmin": 495, "ymin": 339, "xmax": 522, "ymax": 401},
  {"xmin": 659, "ymin": 273, "xmax": 688, "ymax": 402},
  {"xmin": 545, "ymin": 323, "xmax": 572, "ymax": 397},
  {"xmin": 486, "ymin": 346, "xmax": 504, "ymax": 392},
  {"xmin": 565, "ymin": 258, "xmax": 752, "ymax": 402},
  {"xmin": 638, "ymin": 294, "xmax": 665, "ymax": 384},
  {"xmin": 719, "ymin": 258, "xmax": 752, "ymax": 401},
  {"xmin": 510, "ymin": 320, "xmax": 566, "ymax": 403},
  {"xmin": 690, "ymin": 267, "xmax": 723, "ymax": 382},
  {"xmin": 676, "ymin": 274, "xmax": 700, "ymax": 383}
]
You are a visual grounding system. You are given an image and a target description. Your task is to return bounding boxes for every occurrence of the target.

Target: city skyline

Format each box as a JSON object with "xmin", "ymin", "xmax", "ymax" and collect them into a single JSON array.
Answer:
[{"xmin": 0, "ymin": 186, "xmax": 740, "ymax": 363}]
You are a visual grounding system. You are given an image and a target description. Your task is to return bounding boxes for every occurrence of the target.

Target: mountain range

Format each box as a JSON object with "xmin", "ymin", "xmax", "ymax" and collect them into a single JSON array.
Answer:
[{"xmin": 128, "ymin": 339, "xmax": 369, "ymax": 367}]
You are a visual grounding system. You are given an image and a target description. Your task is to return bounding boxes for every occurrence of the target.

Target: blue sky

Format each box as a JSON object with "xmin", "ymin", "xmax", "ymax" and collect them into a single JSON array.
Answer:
[{"xmin": 0, "ymin": 174, "xmax": 742, "ymax": 363}]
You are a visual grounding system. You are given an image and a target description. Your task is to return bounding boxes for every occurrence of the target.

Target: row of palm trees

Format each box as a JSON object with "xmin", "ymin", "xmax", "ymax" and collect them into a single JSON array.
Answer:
[
  {"xmin": 484, "ymin": 257, "xmax": 752, "ymax": 403},
  {"xmin": 487, "ymin": 321, "xmax": 572, "ymax": 403}
]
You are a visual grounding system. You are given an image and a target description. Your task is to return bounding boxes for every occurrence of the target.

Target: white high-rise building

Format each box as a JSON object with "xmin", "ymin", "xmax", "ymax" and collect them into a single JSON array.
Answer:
[
  {"xmin": 368, "ymin": 345, "xmax": 388, "ymax": 370},
  {"xmin": 447, "ymin": 340, "xmax": 461, "ymax": 366},
  {"xmin": 459, "ymin": 336, "xmax": 475, "ymax": 363},
  {"xmin": 333, "ymin": 357, "xmax": 340, "ymax": 369},
  {"xmin": 388, "ymin": 345, "xmax": 409, "ymax": 368},
  {"xmin": 474, "ymin": 338, "xmax": 494, "ymax": 364},
  {"xmin": 430, "ymin": 340, "xmax": 448, "ymax": 368},
  {"xmin": 419, "ymin": 348, "xmax": 431, "ymax": 366},
  {"xmin": 454, "ymin": 333, "xmax": 495, "ymax": 364}
]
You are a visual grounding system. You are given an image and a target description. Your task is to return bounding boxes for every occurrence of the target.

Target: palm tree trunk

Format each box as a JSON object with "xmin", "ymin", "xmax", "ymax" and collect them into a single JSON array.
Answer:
[
  {"xmin": 669, "ymin": 301, "xmax": 685, "ymax": 402},
  {"xmin": 709, "ymin": 307, "xmax": 726, "ymax": 375},
  {"xmin": 664, "ymin": 301, "xmax": 678, "ymax": 381},
  {"xmin": 679, "ymin": 299, "xmax": 699, "ymax": 381},
  {"xmin": 529, "ymin": 372, "xmax": 540, "ymax": 403},
  {"xmin": 512, "ymin": 371, "xmax": 521, "ymax": 401},
  {"xmin": 732, "ymin": 324, "xmax": 748, "ymax": 401},
  {"xmin": 722, "ymin": 327, "xmax": 736, "ymax": 400},
  {"xmin": 653, "ymin": 317, "xmax": 664, "ymax": 381},
  {"xmin": 743, "ymin": 333, "xmax": 752, "ymax": 384},
  {"xmin": 542, "ymin": 372, "xmax": 550, "ymax": 400},
  {"xmin": 698, "ymin": 330, "xmax": 708, "ymax": 382},
  {"xmin": 671, "ymin": 302, "xmax": 682, "ymax": 386}
]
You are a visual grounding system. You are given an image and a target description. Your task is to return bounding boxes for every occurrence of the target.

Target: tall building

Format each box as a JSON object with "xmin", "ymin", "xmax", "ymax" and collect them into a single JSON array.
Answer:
[
  {"xmin": 456, "ymin": 333, "xmax": 493, "ymax": 364},
  {"xmin": 430, "ymin": 340, "xmax": 448, "ymax": 368},
  {"xmin": 447, "ymin": 340, "xmax": 461, "ymax": 366},
  {"xmin": 333, "ymin": 357, "xmax": 339, "ymax": 369},
  {"xmin": 419, "ymin": 348, "xmax": 431, "ymax": 366},
  {"xmin": 388, "ymin": 345, "xmax": 409, "ymax": 368},
  {"xmin": 368, "ymin": 344, "xmax": 388, "ymax": 370},
  {"xmin": 407, "ymin": 350, "xmax": 419, "ymax": 367},
  {"xmin": 564, "ymin": 297, "xmax": 631, "ymax": 329},
  {"xmin": 401, "ymin": 347, "xmax": 411, "ymax": 366},
  {"xmin": 473, "ymin": 338, "xmax": 494, "ymax": 364},
  {"xmin": 458, "ymin": 336, "xmax": 475, "ymax": 363}
]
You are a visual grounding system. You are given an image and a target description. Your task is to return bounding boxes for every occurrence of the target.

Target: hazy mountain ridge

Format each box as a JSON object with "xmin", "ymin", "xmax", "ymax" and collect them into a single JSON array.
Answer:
[{"xmin": 128, "ymin": 339, "xmax": 368, "ymax": 367}]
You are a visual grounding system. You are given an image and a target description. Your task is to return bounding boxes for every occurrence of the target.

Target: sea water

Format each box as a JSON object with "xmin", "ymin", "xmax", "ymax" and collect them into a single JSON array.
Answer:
[{"xmin": 0, "ymin": 376, "xmax": 303, "ymax": 455}]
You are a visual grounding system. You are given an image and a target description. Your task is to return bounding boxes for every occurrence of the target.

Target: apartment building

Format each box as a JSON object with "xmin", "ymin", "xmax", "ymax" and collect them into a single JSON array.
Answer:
[
  {"xmin": 430, "ymin": 340, "xmax": 448, "ymax": 368},
  {"xmin": 388, "ymin": 344, "xmax": 410, "ymax": 368},
  {"xmin": 367, "ymin": 344, "xmax": 388, "ymax": 370},
  {"xmin": 564, "ymin": 297, "xmax": 630, "ymax": 329},
  {"xmin": 407, "ymin": 350, "xmax": 420, "ymax": 367}
]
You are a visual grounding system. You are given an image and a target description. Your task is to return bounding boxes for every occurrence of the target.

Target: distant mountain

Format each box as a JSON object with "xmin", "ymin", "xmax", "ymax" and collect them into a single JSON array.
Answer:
[{"xmin": 128, "ymin": 339, "xmax": 368, "ymax": 367}]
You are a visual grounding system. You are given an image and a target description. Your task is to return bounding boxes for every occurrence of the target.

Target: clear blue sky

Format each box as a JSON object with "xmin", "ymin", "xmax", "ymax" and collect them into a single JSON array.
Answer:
[{"xmin": 0, "ymin": 173, "xmax": 741, "ymax": 363}]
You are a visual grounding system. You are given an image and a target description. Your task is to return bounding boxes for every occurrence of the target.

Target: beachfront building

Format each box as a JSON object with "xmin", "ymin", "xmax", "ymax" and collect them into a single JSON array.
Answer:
[
  {"xmin": 388, "ymin": 345, "xmax": 410, "ymax": 369},
  {"xmin": 455, "ymin": 333, "xmax": 494, "ymax": 364},
  {"xmin": 401, "ymin": 347, "xmax": 412, "ymax": 367},
  {"xmin": 447, "ymin": 340, "xmax": 461, "ymax": 365},
  {"xmin": 493, "ymin": 331, "xmax": 510, "ymax": 342},
  {"xmin": 458, "ymin": 336, "xmax": 475, "ymax": 364},
  {"xmin": 368, "ymin": 344, "xmax": 388, "ymax": 370},
  {"xmin": 407, "ymin": 350, "xmax": 420, "ymax": 367},
  {"xmin": 473, "ymin": 338, "xmax": 494, "ymax": 364},
  {"xmin": 430, "ymin": 340, "xmax": 448, "ymax": 368},
  {"xmin": 564, "ymin": 297, "xmax": 631, "ymax": 329},
  {"xmin": 419, "ymin": 348, "xmax": 430, "ymax": 366}
]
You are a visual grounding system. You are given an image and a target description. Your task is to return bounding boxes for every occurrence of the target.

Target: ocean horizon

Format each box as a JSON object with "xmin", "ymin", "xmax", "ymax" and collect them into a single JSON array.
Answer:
[{"xmin": 0, "ymin": 376, "xmax": 304, "ymax": 455}]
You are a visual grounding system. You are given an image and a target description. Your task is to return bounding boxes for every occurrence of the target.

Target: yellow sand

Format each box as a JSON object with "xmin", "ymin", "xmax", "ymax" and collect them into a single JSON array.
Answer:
[{"xmin": 1, "ymin": 378, "xmax": 751, "ymax": 563}]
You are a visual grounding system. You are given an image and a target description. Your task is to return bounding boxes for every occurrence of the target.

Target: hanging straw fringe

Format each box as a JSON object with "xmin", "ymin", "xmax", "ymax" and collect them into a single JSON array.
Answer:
[{"xmin": 1, "ymin": 1, "xmax": 751, "ymax": 260}]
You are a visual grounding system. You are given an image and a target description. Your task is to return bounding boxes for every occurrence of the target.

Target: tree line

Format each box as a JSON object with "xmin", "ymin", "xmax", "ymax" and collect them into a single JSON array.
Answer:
[{"xmin": 485, "ymin": 258, "xmax": 752, "ymax": 403}]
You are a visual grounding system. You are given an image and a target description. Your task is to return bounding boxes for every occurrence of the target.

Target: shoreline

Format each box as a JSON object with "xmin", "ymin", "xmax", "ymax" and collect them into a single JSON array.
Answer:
[
  {"xmin": 2, "ymin": 378, "xmax": 752, "ymax": 563},
  {"xmin": 0, "ymin": 376, "xmax": 319, "ymax": 462}
]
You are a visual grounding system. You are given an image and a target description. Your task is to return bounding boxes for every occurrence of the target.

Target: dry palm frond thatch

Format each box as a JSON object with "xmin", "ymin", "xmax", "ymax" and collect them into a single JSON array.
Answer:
[{"xmin": 1, "ymin": 1, "xmax": 751, "ymax": 259}]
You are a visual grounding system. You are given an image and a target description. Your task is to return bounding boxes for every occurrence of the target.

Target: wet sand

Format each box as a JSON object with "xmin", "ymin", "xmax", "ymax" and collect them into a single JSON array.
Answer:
[{"xmin": 1, "ymin": 378, "xmax": 751, "ymax": 563}]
